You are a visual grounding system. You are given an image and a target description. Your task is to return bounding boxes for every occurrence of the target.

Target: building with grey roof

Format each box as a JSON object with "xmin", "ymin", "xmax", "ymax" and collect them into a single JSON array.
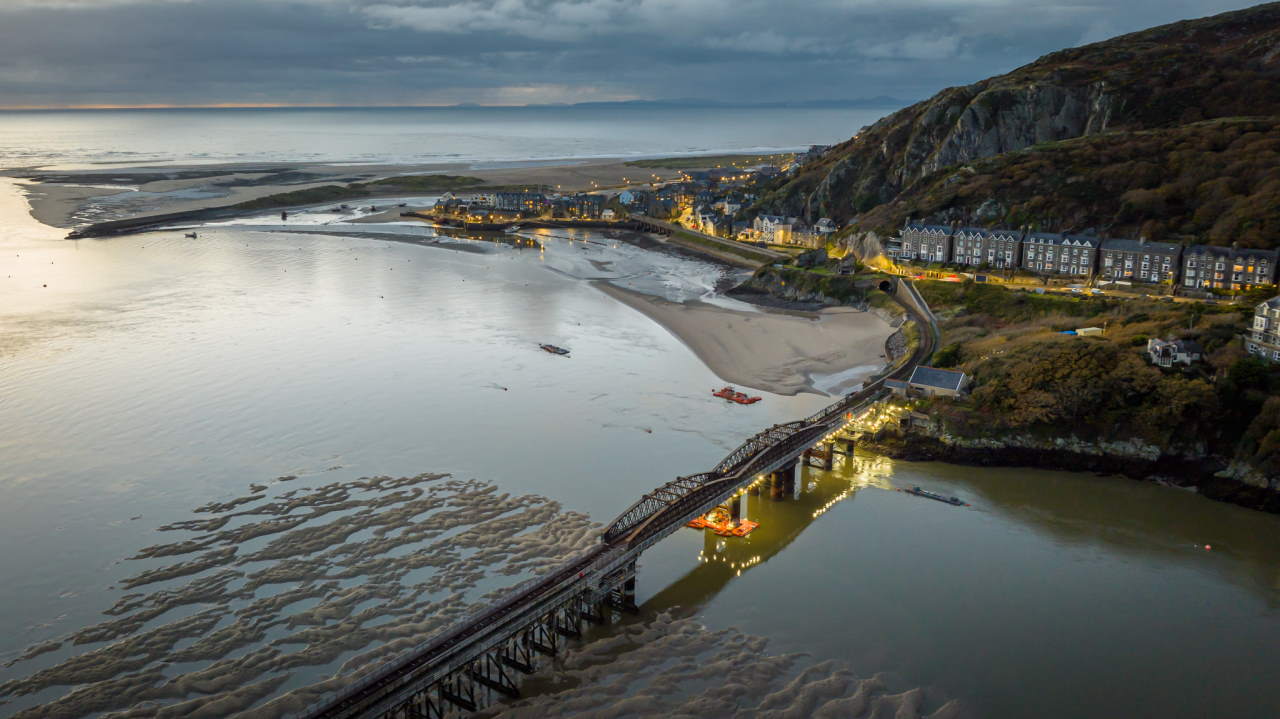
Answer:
[
  {"xmin": 1099, "ymin": 237, "xmax": 1182, "ymax": 284},
  {"xmin": 1146, "ymin": 338, "xmax": 1203, "ymax": 368},
  {"xmin": 896, "ymin": 222, "xmax": 953, "ymax": 264},
  {"xmin": 951, "ymin": 227, "xmax": 1023, "ymax": 269},
  {"xmin": 905, "ymin": 366, "xmax": 969, "ymax": 398},
  {"xmin": 1181, "ymin": 245, "xmax": 1278, "ymax": 291},
  {"xmin": 1021, "ymin": 232, "xmax": 1100, "ymax": 277}
]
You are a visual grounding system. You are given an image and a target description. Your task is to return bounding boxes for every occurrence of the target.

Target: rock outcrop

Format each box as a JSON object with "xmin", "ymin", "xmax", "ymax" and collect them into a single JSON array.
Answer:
[
  {"xmin": 863, "ymin": 421, "xmax": 1280, "ymax": 514},
  {"xmin": 759, "ymin": 3, "xmax": 1280, "ymax": 231}
]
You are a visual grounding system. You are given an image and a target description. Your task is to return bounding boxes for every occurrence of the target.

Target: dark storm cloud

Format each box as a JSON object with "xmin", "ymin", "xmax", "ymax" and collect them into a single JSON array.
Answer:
[{"xmin": 0, "ymin": 0, "xmax": 1266, "ymax": 107}]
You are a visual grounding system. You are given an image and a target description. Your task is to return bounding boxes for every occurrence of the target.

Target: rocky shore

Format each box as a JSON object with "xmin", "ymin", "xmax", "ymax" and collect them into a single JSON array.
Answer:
[{"xmin": 861, "ymin": 428, "xmax": 1280, "ymax": 514}]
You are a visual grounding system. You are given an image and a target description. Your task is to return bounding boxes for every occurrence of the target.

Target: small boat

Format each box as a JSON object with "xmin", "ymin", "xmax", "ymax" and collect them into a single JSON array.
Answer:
[
  {"xmin": 539, "ymin": 343, "xmax": 570, "ymax": 356},
  {"xmin": 184, "ymin": 232, "xmax": 198, "ymax": 239},
  {"xmin": 712, "ymin": 386, "xmax": 761, "ymax": 404},
  {"xmin": 902, "ymin": 486, "xmax": 968, "ymax": 506}
]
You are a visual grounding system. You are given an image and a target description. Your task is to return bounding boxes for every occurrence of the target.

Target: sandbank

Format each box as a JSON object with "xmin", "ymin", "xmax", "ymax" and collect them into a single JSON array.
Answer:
[
  {"xmin": 596, "ymin": 282, "xmax": 891, "ymax": 396},
  {"xmin": 7, "ymin": 158, "xmax": 690, "ymax": 229}
]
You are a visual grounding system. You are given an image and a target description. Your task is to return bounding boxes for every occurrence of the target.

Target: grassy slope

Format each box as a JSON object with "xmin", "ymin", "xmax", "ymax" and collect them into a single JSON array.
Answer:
[{"xmin": 914, "ymin": 280, "xmax": 1280, "ymax": 473}]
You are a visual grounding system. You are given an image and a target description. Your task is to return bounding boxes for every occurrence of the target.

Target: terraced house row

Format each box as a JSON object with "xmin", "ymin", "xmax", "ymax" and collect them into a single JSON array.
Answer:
[{"xmin": 892, "ymin": 222, "xmax": 1278, "ymax": 291}]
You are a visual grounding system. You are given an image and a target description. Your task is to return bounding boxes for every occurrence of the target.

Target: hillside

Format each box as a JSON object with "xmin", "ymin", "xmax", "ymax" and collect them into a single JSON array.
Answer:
[
  {"xmin": 758, "ymin": 2, "xmax": 1280, "ymax": 242},
  {"xmin": 864, "ymin": 279, "xmax": 1280, "ymax": 511}
]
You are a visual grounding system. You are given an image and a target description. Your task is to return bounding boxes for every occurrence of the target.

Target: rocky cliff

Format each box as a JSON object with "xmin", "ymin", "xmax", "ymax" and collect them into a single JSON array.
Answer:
[
  {"xmin": 727, "ymin": 266, "xmax": 873, "ymax": 308},
  {"xmin": 759, "ymin": 3, "xmax": 1280, "ymax": 239}
]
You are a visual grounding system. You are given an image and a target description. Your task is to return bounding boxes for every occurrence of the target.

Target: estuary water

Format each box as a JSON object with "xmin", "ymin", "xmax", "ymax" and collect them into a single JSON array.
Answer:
[{"xmin": 1, "ymin": 176, "xmax": 1280, "ymax": 715}]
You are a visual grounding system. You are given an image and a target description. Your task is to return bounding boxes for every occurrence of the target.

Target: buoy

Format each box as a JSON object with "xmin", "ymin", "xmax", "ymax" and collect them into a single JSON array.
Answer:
[{"xmin": 1205, "ymin": 544, "xmax": 1212, "ymax": 550}]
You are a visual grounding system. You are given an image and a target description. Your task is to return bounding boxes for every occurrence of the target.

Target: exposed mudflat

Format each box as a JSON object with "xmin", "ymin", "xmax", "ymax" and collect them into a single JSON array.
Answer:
[
  {"xmin": 0, "ymin": 468, "xmax": 963, "ymax": 719},
  {"xmin": 481, "ymin": 612, "xmax": 965, "ymax": 718},
  {"xmin": 0, "ymin": 473, "xmax": 600, "ymax": 718}
]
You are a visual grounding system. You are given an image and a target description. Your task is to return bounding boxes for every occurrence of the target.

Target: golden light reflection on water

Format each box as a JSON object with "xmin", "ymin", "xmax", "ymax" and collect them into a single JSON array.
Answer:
[{"xmin": 655, "ymin": 450, "xmax": 897, "ymax": 609}]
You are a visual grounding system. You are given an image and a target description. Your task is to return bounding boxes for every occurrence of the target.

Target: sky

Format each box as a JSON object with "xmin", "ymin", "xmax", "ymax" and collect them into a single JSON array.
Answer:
[{"xmin": 0, "ymin": 0, "xmax": 1266, "ymax": 109}]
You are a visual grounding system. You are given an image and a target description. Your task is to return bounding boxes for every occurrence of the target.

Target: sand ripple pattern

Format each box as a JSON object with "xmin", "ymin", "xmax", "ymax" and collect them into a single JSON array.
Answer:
[
  {"xmin": 483, "ymin": 612, "xmax": 965, "ymax": 719},
  {"xmin": 0, "ymin": 473, "xmax": 600, "ymax": 718}
]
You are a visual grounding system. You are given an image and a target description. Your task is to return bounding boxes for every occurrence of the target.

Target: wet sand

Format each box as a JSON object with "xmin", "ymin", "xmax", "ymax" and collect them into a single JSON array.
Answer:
[
  {"xmin": 0, "ymin": 473, "xmax": 602, "ymax": 718},
  {"xmin": 0, "ymin": 471, "xmax": 957, "ymax": 719},
  {"xmin": 8, "ymin": 159, "xmax": 688, "ymax": 229},
  {"xmin": 596, "ymin": 283, "xmax": 891, "ymax": 396}
]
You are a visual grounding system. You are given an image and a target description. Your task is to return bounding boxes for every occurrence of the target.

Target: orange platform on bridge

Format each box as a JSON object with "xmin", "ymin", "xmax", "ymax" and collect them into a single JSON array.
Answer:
[{"xmin": 686, "ymin": 517, "xmax": 759, "ymax": 537}]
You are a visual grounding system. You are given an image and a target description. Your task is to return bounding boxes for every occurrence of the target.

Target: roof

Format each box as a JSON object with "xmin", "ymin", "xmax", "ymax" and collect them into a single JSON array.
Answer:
[
  {"xmin": 955, "ymin": 226, "xmax": 1022, "ymax": 240},
  {"xmin": 908, "ymin": 366, "xmax": 967, "ymax": 391},
  {"xmin": 1150, "ymin": 337, "xmax": 1204, "ymax": 354},
  {"xmin": 1259, "ymin": 296, "xmax": 1280, "ymax": 310},
  {"xmin": 885, "ymin": 379, "xmax": 909, "ymax": 389},
  {"xmin": 1100, "ymin": 237, "xmax": 1182, "ymax": 253},
  {"xmin": 1173, "ymin": 339, "xmax": 1204, "ymax": 354},
  {"xmin": 1024, "ymin": 232, "xmax": 1100, "ymax": 248},
  {"xmin": 904, "ymin": 223, "xmax": 953, "ymax": 234},
  {"xmin": 1185, "ymin": 244, "xmax": 1278, "ymax": 259}
]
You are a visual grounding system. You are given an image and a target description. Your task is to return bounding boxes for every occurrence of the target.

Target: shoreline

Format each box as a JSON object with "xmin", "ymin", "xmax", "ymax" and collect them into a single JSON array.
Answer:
[
  {"xmin": 6, "ymin": 156, "xmax": 702, "ymax": 230},
  {"xmin": 594, "ymin": 282, "xmax": 892, "ymax": 397},
  {"xmin": 862, "ymin": 432, "xmax": 1280, "ymax": 515}
]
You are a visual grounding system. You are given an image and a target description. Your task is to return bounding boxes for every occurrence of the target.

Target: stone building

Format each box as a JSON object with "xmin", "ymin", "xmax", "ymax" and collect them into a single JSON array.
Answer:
[
  {"xmin": 1098, "ymin": 238, "xmax": 1182, "ymax": 284},
  {"xmin": 1181, "ymin": 245, "xmax": 1278, "ymax": 291},
  {"xmin": 1021, "ymin": 232, "xmax": 1099, "ymax": 277},
  {"xmin": 951, "ymin": 227, "xmax": 1023, "ymax": 269},
  {"xmin": 896, "ymin": 223, "xmax": 953, "ymax": 263}
]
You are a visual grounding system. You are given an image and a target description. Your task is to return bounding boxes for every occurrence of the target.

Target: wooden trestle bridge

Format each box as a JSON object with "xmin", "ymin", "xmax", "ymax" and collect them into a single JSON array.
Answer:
[{"xmin": 302, "ymin": 280, "xmax": 937, "ymax": 719}]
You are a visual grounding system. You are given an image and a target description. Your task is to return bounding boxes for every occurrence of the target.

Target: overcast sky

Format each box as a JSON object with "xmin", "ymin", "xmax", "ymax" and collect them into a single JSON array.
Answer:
[{"xmin": 0, "ymin": 0, "xmax": 1264, "ymax": 109}]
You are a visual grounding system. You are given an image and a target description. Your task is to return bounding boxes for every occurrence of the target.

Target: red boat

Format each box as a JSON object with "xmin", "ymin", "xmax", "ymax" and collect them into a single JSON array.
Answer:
[{"xmin": 712, "ymin": 386, "xmax": 761, "ymax": 404}]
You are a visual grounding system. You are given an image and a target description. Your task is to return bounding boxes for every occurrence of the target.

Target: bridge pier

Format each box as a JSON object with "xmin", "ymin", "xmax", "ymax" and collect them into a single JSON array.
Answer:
[
  {"xmin": 768, "ymin": 462, "xmax": 796, "ymax": 500},
  {"xmin": 619, "ymin": 559, "xmax": 639, "ymax": 613},
  {"xmin": 803, "ymin": 445, "xmax": 833, "ymax": 470}
]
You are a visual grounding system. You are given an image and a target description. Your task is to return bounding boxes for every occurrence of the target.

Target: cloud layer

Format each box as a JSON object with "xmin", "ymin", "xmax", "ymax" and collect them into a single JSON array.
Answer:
[{"xmin": 0, "ymin": 0, "xmax": 1262, "ymax": 108}]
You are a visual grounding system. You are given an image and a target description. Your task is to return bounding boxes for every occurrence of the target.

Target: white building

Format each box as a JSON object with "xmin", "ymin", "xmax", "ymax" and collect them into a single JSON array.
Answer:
[{"xmin": 1247, "ymin": 296, "xmax": 1280, "ymax": 362}]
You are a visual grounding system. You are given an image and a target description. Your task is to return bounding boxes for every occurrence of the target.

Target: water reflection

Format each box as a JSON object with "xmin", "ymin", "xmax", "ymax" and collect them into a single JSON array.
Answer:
[
  {"xmin": 647, "ymin": 453, "xmax": 894, "ymax": 613},
  {"xmin": 916, "ymin": 460, "xmax": 1280, "ymax": 607}
]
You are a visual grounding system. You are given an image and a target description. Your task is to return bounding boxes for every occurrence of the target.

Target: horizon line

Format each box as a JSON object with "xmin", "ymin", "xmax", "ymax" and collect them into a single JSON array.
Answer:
[{"xmin": 0, "ymin": 97, "xmax": 909, "ymax": 112}]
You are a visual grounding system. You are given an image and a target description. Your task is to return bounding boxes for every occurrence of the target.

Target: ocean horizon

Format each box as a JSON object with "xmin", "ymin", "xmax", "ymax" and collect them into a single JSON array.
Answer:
[{"xmin": 0, "ymin": 104, "xmax": 896, "ymax": 171}]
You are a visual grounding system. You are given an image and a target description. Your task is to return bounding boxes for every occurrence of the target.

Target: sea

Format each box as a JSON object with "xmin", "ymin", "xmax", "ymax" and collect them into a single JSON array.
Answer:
[
  {"xmin": 1, "ymin": 107, "xmax": 1279, "ymax": 719},
  {"xmin": 0, "ymin": 105, "xmax": 885, "ymax": 170}
]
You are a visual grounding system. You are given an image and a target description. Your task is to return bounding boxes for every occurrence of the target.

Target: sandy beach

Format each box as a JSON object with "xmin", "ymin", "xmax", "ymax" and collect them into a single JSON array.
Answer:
[
  {"xmin": 7, "ymin": 158, "xmax": 689, "ymax": 229},
  {"xmin": 596, "ymin": 282, "xmax": 891, "ymax": 396}
]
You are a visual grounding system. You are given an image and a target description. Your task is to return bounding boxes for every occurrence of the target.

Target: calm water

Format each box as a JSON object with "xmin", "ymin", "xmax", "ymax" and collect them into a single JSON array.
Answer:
[
  {"xmin": 0, "ymin": 106, "xmax": 889, "ymax": 170},
  {"xmin": 2, "ymin": 162, "xmax": 1280, "ymax": 718}
]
